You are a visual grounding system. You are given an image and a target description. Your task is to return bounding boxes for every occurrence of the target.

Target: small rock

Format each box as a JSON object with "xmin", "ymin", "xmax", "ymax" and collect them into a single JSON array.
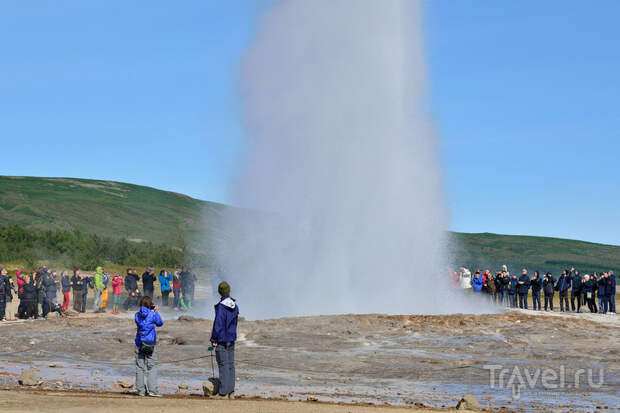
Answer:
[
  {"xmin": 202, "ymin": 378, "xmax": 220, "ymax": 397},
  {"xmin": 456, "ymin": 393, "xmax": 480, "ymax": 411},
  {"xmin": 117, "ymin": 379, "xmax": 133, "ymax": 389},
  {"xmin": 307, "ymin": 396, "xmax": 318, "ymax": 402},
  {"xmin": 177, "ymin": 382, "xmax": 189, "ymax": 390},
  {"xmin": 18, "ymin": 368, "xmax": 42, "ymax": 386},
  {"xmin": 49, "ymin": 363, "xmax": 57, "ymax": 368}
]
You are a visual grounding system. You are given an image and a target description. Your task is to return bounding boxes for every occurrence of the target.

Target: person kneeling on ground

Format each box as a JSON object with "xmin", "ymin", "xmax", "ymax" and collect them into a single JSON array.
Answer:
[
  {"xmin": 134, "ymin": 296, "xmax": 163, "ymax": 397},
  {"xmin": 210, "ymin": 281, "xmax": 239, "ymax": 400}
]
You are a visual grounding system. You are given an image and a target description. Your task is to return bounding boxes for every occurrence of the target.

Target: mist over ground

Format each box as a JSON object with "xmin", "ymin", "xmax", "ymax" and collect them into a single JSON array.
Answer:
[{"xmin": 214, "ymin": 0, "xmax": 493, "ymax": 319}]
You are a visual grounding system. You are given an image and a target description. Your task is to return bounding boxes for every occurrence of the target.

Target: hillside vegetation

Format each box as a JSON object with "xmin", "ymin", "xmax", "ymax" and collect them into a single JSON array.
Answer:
[{"xmin": 1, "ymin": 176, "xmax": 619, "ymax": 276}]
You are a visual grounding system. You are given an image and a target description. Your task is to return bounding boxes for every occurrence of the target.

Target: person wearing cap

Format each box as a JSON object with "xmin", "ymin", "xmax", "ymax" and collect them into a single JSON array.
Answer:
[{"xmin": 210, "ymin": 281, "xmax": 239, "ymax": 399}]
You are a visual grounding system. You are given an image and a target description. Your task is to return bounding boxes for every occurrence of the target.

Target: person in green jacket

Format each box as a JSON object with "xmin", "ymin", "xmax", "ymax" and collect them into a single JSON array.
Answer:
[{"xmin": 93, "ymin": 266, "xmax": 105, "ymax": 312}]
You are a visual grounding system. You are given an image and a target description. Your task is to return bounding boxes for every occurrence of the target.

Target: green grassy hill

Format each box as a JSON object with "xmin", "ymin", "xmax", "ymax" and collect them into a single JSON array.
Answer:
[
  {"xmin": 0, "ymin": 176, "xmax": 227, "ymax": 250},
  {"xmin": 1, "ymin": 176, "xmax": 619, "ymax": 277}
]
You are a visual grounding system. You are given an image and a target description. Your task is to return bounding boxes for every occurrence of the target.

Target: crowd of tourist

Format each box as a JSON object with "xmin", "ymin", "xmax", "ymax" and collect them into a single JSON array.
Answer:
[
  {"xmin": 451, "ymin": 265, "xmax": 617, "ymax": 314},
  {"xmin": 0, "ymin": 265, "xmax": 198, "ymax": 321}
]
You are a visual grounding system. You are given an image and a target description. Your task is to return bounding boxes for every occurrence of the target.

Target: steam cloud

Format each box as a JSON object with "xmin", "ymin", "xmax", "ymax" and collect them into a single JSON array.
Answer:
[{"xmin": 216, "ymin": 0, "xmax": 485, "ymax": 318}]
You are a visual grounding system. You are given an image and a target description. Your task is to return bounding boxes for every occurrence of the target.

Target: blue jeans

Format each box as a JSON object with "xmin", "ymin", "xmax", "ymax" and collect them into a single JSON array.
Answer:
[
  {"xmin": 532, "ymin": 291, "xmax": 541, "ymax": 310},
  {"xmin": 610, "ymin": 294, "xmax": 616, "ymax": 313},
  {"xmin": 216, "ymin": 342, "xmax": 235, "ymax": 396}
]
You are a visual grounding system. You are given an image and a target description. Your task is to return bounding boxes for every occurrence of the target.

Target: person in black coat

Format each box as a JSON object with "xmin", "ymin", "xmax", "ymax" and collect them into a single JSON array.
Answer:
[
  {"xmin": 555, "ymin": 270, "xmax": 571, "ymax": 312},
  {"xmin": 542, "ymin": 272, "xmax": 555, "ymax": 311},
  {"xmin": 517, "ymin": 269, "xmax": 531, "ymax": 309},
  {"xmin": 569, "ymin": 268, "xmax": 582, "ymax": 312},
  {"xmin": 124, "ymin": 268, "xmax": 141, "ymax": 311},
  {"xmin": 142, "ymin": 267, "xmax": 155, "ymax": 299},
  {"xmin": 18, "ymin": 274, "xmax": 38, "ymax": 319},
  {"xmin": 530, "ymin": 270, "xmax": 542, "ymax": 311},
  {"xmin": 581, "ymin": 275, "xmax": 596, "ymax": 313}
]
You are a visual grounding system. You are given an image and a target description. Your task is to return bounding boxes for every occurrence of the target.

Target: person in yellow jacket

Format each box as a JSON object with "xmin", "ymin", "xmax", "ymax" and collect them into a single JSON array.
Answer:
[{"xmin": 100, "ymin": 271, "xmax": 110, "ymax": 312}]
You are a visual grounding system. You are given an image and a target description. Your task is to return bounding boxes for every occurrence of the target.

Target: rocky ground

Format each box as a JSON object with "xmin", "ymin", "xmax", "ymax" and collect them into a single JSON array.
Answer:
[{"xmin": 0, "ymin": 307, "xmax": 618, "ymax": 412}]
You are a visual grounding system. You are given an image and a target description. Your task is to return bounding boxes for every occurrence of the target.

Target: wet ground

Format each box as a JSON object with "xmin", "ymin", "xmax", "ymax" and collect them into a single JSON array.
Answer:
[{"xmin": 0, "ymin": 305, "xmax": 618, "ymax": 412}]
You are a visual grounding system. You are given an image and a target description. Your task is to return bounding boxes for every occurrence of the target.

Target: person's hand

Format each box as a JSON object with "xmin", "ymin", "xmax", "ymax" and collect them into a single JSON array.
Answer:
[
  {"xmin": 212, "ymin": 342, "xmax": 218, "ymax": 347},
  {"xmin": 153, "ymin": 305, "xmax": 159, "ymax": 312}
]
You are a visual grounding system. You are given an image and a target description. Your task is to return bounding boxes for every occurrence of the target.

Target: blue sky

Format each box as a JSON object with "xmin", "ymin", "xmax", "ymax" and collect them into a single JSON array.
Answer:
[{"xmin": 1, "ymin": 1, "xmax": 619, "ymax": 244}]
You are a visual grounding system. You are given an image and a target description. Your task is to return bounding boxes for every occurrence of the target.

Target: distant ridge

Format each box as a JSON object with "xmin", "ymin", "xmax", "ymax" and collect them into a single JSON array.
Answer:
[{"xmin": 1, "ymin": 176, "xmax": 619, "ymax": 275}]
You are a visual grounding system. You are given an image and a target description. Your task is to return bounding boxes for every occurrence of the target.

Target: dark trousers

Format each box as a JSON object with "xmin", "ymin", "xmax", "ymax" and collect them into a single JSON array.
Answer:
[
  {"xmin": 571, "ymin": 291, "xmax": 581, "ymax": 312},
  {"xmin": 173, "ymin": 290, "xmax": 180, "ymax": 308},
  {"xmin": 497, "ymin": 290, "xmax": 505, "ymax": 305},
  {"xmin": 532, "ymin": 291, "xmax": 541, "ymax": 310},
  {"xmin": 18, "ymin": 300, "xmax": 37, "ymax": 319},
  {"xmin": 584, "ymin": 293, "xmax": 597, "ymax": 313},
  {"xmin": 0, "ymin": 300, "xmax": 5, "ymax": 320},
  {"xmin": 518, "ymin": 293, "xmax": 528, "ymax": 309},
  {"xmin": 42, "ymin": 294, "xmax": 53, "ymax": 317},
  {"xmin": 508, "ymin": 293, "xmax": 517, "ymax": 308},
  {"xmin": 215, "ymin": 342, "xmax": 235, "ymax": 396},
  {"xmin": 559, "ymin": 291, "xmax": 569, "ymax": 311},
  {"xmin": 544, "ymin": 293, "xmax": 554, "ymax": 311},
  {"xmin": 144, "ymin": 289, "xmax": 154, "ymax": 300},
  {"xmin": 81, "ymin": 293, "xmax": 88, "ymax": 312},
  {"xmin": 600, "ymin": 296, "xmax": 609, "ymax": 313},
  {"xmin": 161, "ymin": 290, "xmax": 170, "ymax": 306},
  {"xmin": 610, "ymin": 294, "xmax": 616, "ymax": 313}
]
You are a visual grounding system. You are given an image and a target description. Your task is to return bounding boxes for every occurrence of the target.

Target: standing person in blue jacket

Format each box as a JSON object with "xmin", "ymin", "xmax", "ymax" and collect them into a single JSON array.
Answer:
[
  {"xmin": 134, "ymin": 295, "xmax": 163, "ymax": 397},
  {"xmin": 569, "ymin": 268, "xmax": 582, "ymax": 312},
  {"xmin": 210, "ymin": 281, "xmax": 239, "ymax": 400},
  {"xmin": 555, "ymin": 270, "xmax": 571, "ymax": 312},
  {"xmin": 542, "ymin": 272, "xmax": 555, "ymax": 311},
  {"xmin": 508, "ymin": 273, "xmax": 518, "ymax": 308},
  {"xmin": 608, "ymin": 271, "xmax": 616, "ymax": 314},
  {"xmin": 581, "ymin": 275, "xmax": 596, "ymax": 313},
  {"xmin": 530, "ymin": 270, "xmax": 542, "ymax": 311},
  {"xmin": 517, "ymin": 269, "xmax": 531, "ymax": 309},
  {"xmin": 470, "ymin": 271, "xmax": 483, "ymax": 293},
  {"xmin": 158, "ymin": 270, "xmax": 172, "ymax": 307}
]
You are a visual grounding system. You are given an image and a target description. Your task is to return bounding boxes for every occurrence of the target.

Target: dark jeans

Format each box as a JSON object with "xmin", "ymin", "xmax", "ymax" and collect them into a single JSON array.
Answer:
[
  {"xmin": 518, "ymin": 293, "xmax": 528, "ymax": 309},
  {"xmin": 610, "ymin": 294, "xmax": 616, "ymax": 313},
  {"xmin": 42, "ymin": 293, "xmax": 55, "ymax": 317},
  {"xmin": 81, "ymin": 293, "xmax": 88, "ymax": 312},
  {"xmin": 0, "ymin": 300, "xmax": 5, "ymax": 320},
  {"xmin": 497, "ymin": 290, "xmax": 505, "ymax": 305},
  {"xmin": 532, "ymin": 291, "xmax": 541, "ymax": 310},
  {"xmin": 161, "ymin": 290, "xmax": 170, "ymax": 306},
  {"xmin": 600, "ymin": 296, "xmax": 609, "ymax": 313},
  {"xmin": 544, "ymin": 293, "xmax": 554, "ymax": 311},
  {"xmin": 173, "ymin": 290, "xmax": 180, "ymax": 308},
  {"xmin": 215, "ymin": 342, "xmax": 235, "ymax": 396},
  {"xmin": 144, "ymin": 289, "xmax": 154, "ymax": 300},
  {"xmin": 508, "ymin": 293, "xmax": 517, "ymax": 308},
  {"xmin": 559, "ymin": 291, "xmax": 569, "ymax": 311},
  {"xmin": 571, "ymin": 291, "xmax": 581, "ymax": 312}
]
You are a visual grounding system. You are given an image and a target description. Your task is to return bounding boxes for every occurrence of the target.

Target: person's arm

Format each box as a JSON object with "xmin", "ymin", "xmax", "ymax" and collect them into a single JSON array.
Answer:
[
  {"xmin": 153, "ymin": 309, "xmax": 164, "ymax": 327},
  {"xmin": 210, "ymin": 305, "xmax": 224, "ymax": 345}
]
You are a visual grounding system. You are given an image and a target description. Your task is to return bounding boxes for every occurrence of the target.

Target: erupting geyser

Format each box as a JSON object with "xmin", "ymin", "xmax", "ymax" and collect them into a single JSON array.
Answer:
[{"xmin": 216, "ymin": 0, "xmax": 479, "ymax": 318}]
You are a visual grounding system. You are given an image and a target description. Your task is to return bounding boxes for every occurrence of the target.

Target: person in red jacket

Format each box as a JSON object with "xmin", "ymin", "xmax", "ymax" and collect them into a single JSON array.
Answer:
[
  {"xmin": 111, "ymin": 273, "xmax": 124, "ymax": 314},
  {"xmin": 16, "ymin": 270, "xmax": 25, "ymax": 295},
  {"xmin": 172, "ymin": 271, "xmax": 182, "ymax": 309}
]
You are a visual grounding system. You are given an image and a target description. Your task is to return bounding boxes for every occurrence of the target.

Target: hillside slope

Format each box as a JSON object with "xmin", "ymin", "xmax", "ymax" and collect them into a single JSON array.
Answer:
[
  {"xmin": 0, "ymin": 176, "xmax": 227, "ymax": 249},
  {"xmin": 1, "ymin": 176, "xmax": 619, "ymax": 275}
]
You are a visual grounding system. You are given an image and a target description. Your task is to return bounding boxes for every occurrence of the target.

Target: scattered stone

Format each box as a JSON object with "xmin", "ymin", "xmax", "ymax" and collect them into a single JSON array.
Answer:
[
  {"xmin": 18, "ymin": 368, "xmax": 42, "ymax": 386},
  {"xmin": 177, "ymin": 382, "xmax": 189, "ymax": 390},
  {"xmin": 456, "ymin": 393, "xmax": 480, "ymax": 411},
  {"xmin": 48, "ymin": 363, "xmax": 57, "ymax": 368},
  {"xmin": 177, "ymin": 315, "xmax": 204, "ymax": 322},
  {"xmin": 307, "ymin": 396, "xmax": 318, "ymax": 402},
  {"xmin": 117, "ymin": 379, "xmax": 133, "ymax": 389},
  {"xmin": 202, "ymin": 378, "xmax": 220, "ymax": 397}
]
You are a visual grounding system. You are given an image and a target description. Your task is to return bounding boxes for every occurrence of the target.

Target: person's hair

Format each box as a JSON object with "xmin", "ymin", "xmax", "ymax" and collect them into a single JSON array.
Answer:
[{"xmin": 139, "ymin": 296, "xmax": 153, "ymax": 309}]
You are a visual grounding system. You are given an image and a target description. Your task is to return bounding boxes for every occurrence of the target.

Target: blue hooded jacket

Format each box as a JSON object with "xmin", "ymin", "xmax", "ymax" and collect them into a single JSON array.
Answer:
[
  {"xmin": 158, "ymin": 272, "xmax": 171, "ymax": 292},
  {"xmin": 471, "ymin": 275, "xmax": 483, "ymax": 292},
  {"xmin": 210, "ymin": 296, "xmax": 239, "ymax": 344},
  {"xmin": 134, "ymin": 306, "xmax": 163, "ymax": 346}
]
